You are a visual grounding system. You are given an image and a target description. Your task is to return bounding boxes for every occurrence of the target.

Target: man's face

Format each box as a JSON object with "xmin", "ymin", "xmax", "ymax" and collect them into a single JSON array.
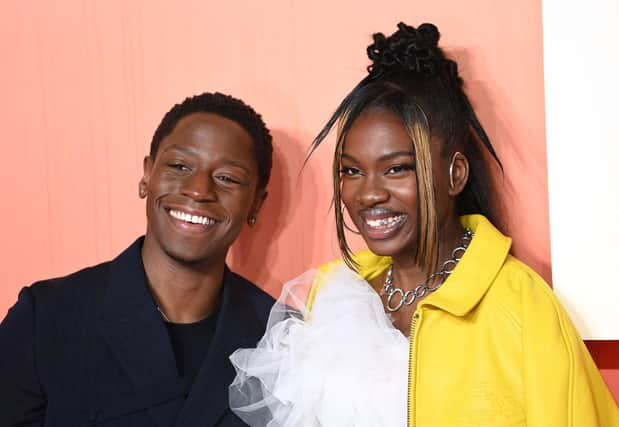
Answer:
[{"xmin": 140, "ymin": 112, "xmax": 265, "ymax": 265}]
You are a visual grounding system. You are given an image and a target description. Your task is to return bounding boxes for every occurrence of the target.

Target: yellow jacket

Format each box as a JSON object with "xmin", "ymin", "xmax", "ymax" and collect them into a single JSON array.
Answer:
[{"xmin": 312, "ymin": 215, "xmax": 618, "ymax": 426}]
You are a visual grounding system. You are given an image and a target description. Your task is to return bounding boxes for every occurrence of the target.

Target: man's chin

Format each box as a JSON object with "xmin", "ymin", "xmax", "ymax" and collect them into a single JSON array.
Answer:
[{"xmin": 161, "ymin": 244, "xmax": 217, "ymax": 266}]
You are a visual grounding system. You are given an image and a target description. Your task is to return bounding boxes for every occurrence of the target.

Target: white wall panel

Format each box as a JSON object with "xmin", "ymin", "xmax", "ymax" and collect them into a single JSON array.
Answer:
[{"xmin": 543, "ymin": 0, "xmax": 619, "ymax": 339}]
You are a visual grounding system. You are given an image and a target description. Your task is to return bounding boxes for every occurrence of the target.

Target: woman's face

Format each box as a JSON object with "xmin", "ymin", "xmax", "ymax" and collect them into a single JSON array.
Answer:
[
  {"xmin": 340, "ymin": 109, "xmax": 452, "ymax": 257},
  {"xmin": 140, "ymin": 112, "xmax": 265, "ymax": 265}
]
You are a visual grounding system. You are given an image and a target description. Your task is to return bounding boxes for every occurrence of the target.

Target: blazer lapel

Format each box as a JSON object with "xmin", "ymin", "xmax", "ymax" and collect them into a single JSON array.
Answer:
[
  {"xmin": 99, "ymin": 238, "xmax": 180, "ymax": 427},
  {"xmin": 175, "ymin": 268, "xmax": 266, "ymax": 427}
]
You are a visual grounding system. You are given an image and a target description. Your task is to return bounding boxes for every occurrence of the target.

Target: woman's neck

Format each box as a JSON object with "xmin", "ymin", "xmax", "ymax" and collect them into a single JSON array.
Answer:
[{"xmin": 390, "ymin": 214, "xmax": 464, "ymax": 292}]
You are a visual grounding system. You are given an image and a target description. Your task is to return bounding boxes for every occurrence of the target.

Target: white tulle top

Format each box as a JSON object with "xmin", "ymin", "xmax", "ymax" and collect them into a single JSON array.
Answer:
[{"xmin": 229, "ymin": 265, "xmax": 409, "ymax": 426}]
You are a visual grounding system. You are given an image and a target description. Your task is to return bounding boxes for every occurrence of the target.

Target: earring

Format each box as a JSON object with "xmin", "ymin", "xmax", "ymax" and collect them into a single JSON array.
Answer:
[
  {"xmin": 139, "ymin": 186, "xmax": 147, "ymax": 198},
  {"xmin": 448, "ymin": 152, "xmax": 460, "ymax": 189},
  {"xmin": 341, "ymin": 204, "xmax": 360, "ymax": 235},
  {"xmin": 248, "ymin": 216, "xmax": 257, "ymax": 226}
]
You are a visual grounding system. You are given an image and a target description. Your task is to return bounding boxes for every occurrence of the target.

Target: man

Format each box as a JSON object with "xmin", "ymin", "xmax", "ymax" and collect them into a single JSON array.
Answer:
[{"xmin": 0, "ymin": 92, "xmax": 275, "ymax": 426}]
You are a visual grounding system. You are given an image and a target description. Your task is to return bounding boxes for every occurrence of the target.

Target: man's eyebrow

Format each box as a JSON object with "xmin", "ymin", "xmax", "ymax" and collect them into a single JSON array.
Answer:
[
  {"xmin": 220, "ymin": 159, "xmax": 252, "ymax": 173},
  {"xmin": 160, "ymin": 144, "xmax": 195, "ymax": 155},
  {"xmin": 161, "ymin": 144, "xmax": 253, "ymax": 172}
]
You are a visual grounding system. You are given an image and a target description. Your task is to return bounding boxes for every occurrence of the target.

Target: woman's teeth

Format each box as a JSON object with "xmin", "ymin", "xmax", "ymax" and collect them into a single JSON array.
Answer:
[
  {"xmin": 169, "ymin": 209, "xmax": 215, "ymax": 225},
  {"xmin": 365, "ymin": 214, "xmax": 405, "ymax": 228}
]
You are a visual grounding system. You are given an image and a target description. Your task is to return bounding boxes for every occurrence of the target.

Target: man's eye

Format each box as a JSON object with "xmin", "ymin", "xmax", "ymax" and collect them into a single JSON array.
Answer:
[
  {"xmin": 215, "ymin": 175, "xmax": 240, "ymax": 184},
  {"xmin": 168, "ymin": 163, "xmax": 189, "ymax": 171},
  {"xmin": 340, "ymin": 166, "xmax": 361, "ymax": 176}
]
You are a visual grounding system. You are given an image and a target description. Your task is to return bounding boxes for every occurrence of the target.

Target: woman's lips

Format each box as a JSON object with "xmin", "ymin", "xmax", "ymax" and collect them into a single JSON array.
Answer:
[{"xmin": 359, "ymin": 210, "xmax": 407, "ymax": 240}]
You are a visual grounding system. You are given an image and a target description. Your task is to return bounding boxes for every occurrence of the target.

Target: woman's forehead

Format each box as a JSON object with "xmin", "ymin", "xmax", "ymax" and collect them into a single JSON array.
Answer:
[{"xmin": 344, "ymin": 112, "xmax": 414, "ymax": 154}]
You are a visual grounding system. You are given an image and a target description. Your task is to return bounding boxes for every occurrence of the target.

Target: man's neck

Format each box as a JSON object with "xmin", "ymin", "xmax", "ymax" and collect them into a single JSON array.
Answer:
[{"xmin": 141, "ymin": 243, "xmax": 226, "ymax": 324}]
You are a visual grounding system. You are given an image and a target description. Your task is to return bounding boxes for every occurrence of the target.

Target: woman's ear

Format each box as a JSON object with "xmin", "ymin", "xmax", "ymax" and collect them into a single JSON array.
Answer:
[
  {"xmin": 139, "ymin": 156, "xmax": 153, "ymax": 199},
  {"xmin": 448, "ymin": 152, "xmax": 469, "ymax": 196}
]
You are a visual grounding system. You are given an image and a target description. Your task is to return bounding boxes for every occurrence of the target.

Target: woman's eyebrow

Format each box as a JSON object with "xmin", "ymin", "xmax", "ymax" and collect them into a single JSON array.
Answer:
[
  {"xmin": 377, "ymin": 151, "xmax": 415, "ymax": 162},
  {"xmin": 342, "ymin": 151, "xmax": 415, "ymax": 162},
  {"xmin": 341, "ymin": 153, "xmax": 359, "ymax": 162}
]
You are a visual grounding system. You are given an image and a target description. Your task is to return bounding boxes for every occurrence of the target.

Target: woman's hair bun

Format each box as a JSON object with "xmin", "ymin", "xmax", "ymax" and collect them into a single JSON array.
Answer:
[{"xmin": 367, "ymin": 22, "xmax": 443, "ymax": 78}]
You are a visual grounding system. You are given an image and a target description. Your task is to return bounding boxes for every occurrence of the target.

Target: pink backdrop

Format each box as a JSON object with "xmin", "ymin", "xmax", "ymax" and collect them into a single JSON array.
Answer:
[{"xmin": 0, "ymin": 0, "xmax": 616, "ymax": 401}]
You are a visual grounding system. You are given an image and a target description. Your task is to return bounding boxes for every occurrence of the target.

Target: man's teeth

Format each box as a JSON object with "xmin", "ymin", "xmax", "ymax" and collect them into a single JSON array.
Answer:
[
  {"xmin": 169, "ymin": 210, "xmax": 215, "ymax": 225},
  {"xmin": 365, "ymin": 214, "xmax": 405, "ymax": 228}
]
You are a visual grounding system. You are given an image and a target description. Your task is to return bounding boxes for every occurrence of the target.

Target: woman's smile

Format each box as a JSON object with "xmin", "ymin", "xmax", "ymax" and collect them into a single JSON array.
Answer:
[{"xmin": 359, "ymin": 208, "xmax": 408, "ymax": 240}]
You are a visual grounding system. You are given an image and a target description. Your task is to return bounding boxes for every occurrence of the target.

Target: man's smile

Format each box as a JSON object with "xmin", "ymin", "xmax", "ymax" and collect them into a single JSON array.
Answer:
[{"xmin": 167, "ymin": 208, "xmax": 218, "ymax": 226}]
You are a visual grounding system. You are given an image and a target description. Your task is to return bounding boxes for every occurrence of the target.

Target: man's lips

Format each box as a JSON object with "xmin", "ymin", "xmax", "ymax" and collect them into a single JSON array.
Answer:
[
  {"xmin": 168, "ymin": 209, "xmax": 217, "ymax": 225},
  {"xmin": 164, "ymin": 207, "xmax": 220, "ymax": 231}
]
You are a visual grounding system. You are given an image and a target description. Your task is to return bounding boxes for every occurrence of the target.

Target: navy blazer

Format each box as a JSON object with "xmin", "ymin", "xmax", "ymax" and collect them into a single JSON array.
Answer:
[{"xmin": 0, "ymin": 238, "xmax": 274, "ymax": 426}]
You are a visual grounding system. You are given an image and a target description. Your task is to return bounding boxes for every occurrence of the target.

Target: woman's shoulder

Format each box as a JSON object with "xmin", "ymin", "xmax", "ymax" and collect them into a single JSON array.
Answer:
[
  {"xmin": 490, "ymin": 257, "xmax": 618, "ymax": 422},
  {"xmin": 487, "ymin": 254, "xmax": 575, "ymax": 334},
  {"xmin": 492, "ymin": 255, "xmax": 553, "ymax": 300},
  {"xmin": 316, "ymin": 250, "xmax": 391, "ymax": 280},
  {"xmin": 309, "ymin": 250, "xmax": 391, "ymax": 310}
]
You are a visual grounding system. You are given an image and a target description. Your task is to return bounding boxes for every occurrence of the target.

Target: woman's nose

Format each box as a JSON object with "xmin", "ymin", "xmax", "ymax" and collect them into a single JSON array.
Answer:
[{"xmin": 357, "ymin": 177, "xmax": 389, "ymax": 206}]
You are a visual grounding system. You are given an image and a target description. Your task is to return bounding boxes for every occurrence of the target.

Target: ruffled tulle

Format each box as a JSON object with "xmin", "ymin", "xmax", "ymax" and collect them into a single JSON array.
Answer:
[{"xmin": 229, "ymin": 265, "xmax": 409, "ymax": 426}]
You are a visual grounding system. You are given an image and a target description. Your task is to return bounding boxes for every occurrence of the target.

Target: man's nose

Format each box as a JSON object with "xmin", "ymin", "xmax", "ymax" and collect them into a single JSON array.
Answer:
[{"xmin": 181, "ymin": 172, "xmax": 217, "ymax": 201}]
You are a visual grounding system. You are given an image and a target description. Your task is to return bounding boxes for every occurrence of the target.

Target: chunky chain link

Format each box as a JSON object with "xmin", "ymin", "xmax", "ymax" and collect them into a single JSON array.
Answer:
[{"xmin": 382, "ymin": 228, "xmax": 473, "ymax": 312}]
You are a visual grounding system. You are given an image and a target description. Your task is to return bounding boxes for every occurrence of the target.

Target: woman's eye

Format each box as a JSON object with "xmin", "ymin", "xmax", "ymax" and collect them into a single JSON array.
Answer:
[
  {"xmin": 386, "ymin": 164, "xmax": 415, "ymax": 175},
  {"xmin": 340, "ymin": 166, "xmax": 361, "ymax": 176}
]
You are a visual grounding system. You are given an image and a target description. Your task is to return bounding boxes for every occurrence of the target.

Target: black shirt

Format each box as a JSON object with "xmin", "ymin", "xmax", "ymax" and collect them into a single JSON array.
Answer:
[{"xmin": 165, "ymin": 308, "xmax": 219, "ymax": 390}]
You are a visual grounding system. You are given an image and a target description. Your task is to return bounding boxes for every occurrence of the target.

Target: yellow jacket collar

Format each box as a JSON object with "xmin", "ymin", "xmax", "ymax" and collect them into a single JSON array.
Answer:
[
  {"xmin": 420, "ymin": 214, "xmax": 511, "ymax": 315},
  {"xmin": 354, "ymin": 214, "xmax": 511, "ymax": 316}
]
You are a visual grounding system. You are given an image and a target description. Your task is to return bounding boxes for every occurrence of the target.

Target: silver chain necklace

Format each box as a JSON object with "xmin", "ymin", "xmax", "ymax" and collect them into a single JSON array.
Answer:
[
  {"xmin": 157, "ymin": 306, "xmax": 171, "ymax": 322},
  {"xmin": 382, "ymin": 228, "xmax": 473, "ymax": 312}
]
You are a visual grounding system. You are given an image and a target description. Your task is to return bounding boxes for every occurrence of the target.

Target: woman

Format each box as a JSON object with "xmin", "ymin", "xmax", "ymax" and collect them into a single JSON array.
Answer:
[{"xmin": 229, "ymin": 23, "xmax": 618, "ymax": 426}]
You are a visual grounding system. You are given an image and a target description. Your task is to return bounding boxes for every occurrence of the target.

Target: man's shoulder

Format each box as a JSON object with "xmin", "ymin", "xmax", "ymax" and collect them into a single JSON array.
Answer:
[
  {"xmin": 227, "ymin": 270, "xmax": 274, "ymax": 302},
  {"xmin": 28, "ymin": 238, "xmax": 143, "ymax": 305},
  {"xmin": 29, "ymin": 259, "xmax": 112, "ymax": 300},
  {"xmin": 226, "ymin": 270, "xmax": 275, "ymax": 311}
]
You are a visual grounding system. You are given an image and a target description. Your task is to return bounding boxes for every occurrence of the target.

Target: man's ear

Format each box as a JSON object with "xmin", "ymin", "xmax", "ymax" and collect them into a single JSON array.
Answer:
[
  {"xmin": 247, "ymin": 189, "xmax": 268, "ymax": 226},
  {"xmin": 447, "ymin": 152, "xmax": 469, "ymax": 197},
  {"xmin": 139, "ymin": 156, "xmax": 153, "ymax": 199}
]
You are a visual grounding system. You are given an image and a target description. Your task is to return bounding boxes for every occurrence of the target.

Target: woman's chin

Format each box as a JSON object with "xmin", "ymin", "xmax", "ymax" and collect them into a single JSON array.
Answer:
[
  {"xmin": 363, "ymin": 239, "xmax": 411, "ymax": 258},
  {"xmin": 360, "ymin": 224, "xmax": 413, "ymax": 257}
]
